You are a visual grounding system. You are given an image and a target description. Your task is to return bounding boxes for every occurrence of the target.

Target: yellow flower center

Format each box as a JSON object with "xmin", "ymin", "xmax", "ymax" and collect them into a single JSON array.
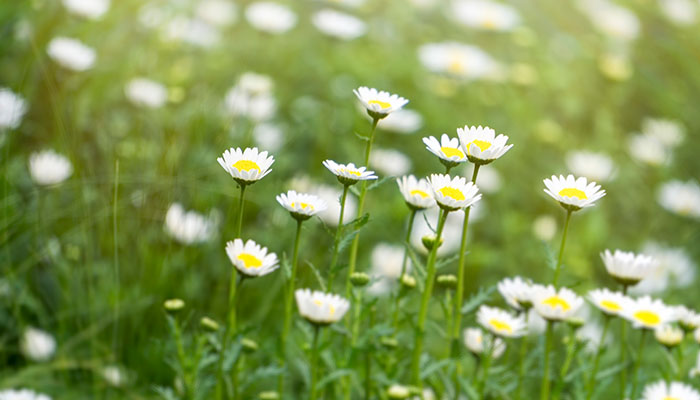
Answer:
[
  {"xmin": 558, "ymin": 188, "xmax": 587, "ymax": 199},
  {"xmin": 489, "ymin": 319, "xmax": 513, "ymax": 334},
  {"xmin": 410, "ymin": 189, "xmax": 429, "ymax": 198},
  {"xmin": 634, "ymin": 310, "xmax": 660, "ymax": 326},
  {"xmin": 341, "ymin": 168, "xmax": 361, "ymax": 177},
  {"xmin": 232, "ymin": 159, "xmax": 260, "ymax": 172},
  {"xmin": 292, "ymin": 202, "xmax": 313, "ymax": 210},
  {"xmin": 466, "ymin": 139, "xmax": 492, "ymax": 155},
  {"xmin": 439, "ymin": 186, "xmax": 465, "ymax": 201},
  {"xmin": 663, "ymin": 397, "xmax": 680, "ymax": 400},
  {"xmin": 441, "ymin": 146, "xmax": 465, "ymax": 159},
  {"xmin": 447, "ymin": 53, "xmax": 465, "ymax": 74},
  {"xmin": 368, "ymin": 99, "xmax": 391, "ymax": 109},
  {"xmin": 542, "ymin": 295, "xmax": 571, "ymax": 311},
  {"xmin": 600, "ymin": 300, "xmax": 621, "ymax": 312},
  {"xmin": 481, "ymin": 17, "xmax": 497, "ymax": 29},
  {"xmin": 237, "ymin": 253, "xmax": 262, "ymax": 269}
]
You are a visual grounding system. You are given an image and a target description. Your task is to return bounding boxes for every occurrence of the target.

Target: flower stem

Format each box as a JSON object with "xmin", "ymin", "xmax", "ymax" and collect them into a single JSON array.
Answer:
[
  {"xmin": 236, "ymin": 184, "xmax": 247, "ymax": 238},
  {"xmin": 585, "ymin": 315, "xmax": 611, "ymax": 400},
  {"xmin": 515, "ymin": 314, "xmax": 529, "ymax": 400},
  {"xmin": 278, "ymin": 219, "xmax": 304, "ymax": 395},
  {"xmin": 327, "ymin": 185, "xmax": 350, "ymax": 292},
  {"xmin": 478, "ymin": 335, "xmax": 494, "ymax": 400},
  {"xmin": 630, "ymin": 330, "xmax": 648, "ymax": 399},
  {"xmin": 552, "ymin": 209, "xmax": 572, "ymax": 287},
  {"xmin": 364, "ymin": 306, "xmax": 376, "ymax": 400},
  {"xmin": 309, "ymin": 325, "xmax": 321, "ymax": 400},
  {"xmin": 541, "ymin": 321, "xmax": 554, "ymax": 400},
  {"xmin": 172, "ymin": 316, "xmax": 190, "ymax": 399},
  {"xmin": 411, "ymin": 208, "xmax": 450, "ymax": 386},
  {"xmin": 554, "ymin": 327, "xmax": 579, "ymax": 400},
  {"xmin": 619, "ymin": 285, "xmax": 629, "ymax": 399},
  {"xmin": 676, "ymin": 342, "xmax": 684, "ymax": 380},
  {"xmin": 391, "ymin": 209, "xmax": 417, "ymax": 333}
]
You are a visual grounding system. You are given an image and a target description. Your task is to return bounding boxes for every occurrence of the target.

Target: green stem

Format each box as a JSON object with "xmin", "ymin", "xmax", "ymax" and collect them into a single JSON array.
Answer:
[
  {"xmin": 677, "ymin": 342, "xmax": 684, "ymax": 380},
  {"xmin": 552, "ymin": 210, "xmax": 572, "ymax": 287},
  {"xmin": 327, "ymin": 185, "xmax": 350, "ymax": 292},
  {"xmin": 216, "ymin": 272, "xmax": 245, "ymax": 400},
  {"xmin": 236, "ymin": 184, "xmax": 247, "ymax": 238},
  {"xmin": 478, "ymin": 336, "xmax": 493, "ymax": 400},
  {"xmin": 554, "ymin": 327, "xmax": 578, "ymax": 400},
  {"xmin": 411, "ymin": 208, "xmax": 450, "ymax": 386},
  {"xmin": 515, "ymin": 313, "xmax": 529, "ymax": 400},
  {"xmin": 585, "ymin": 316, "xmax": 611, "ymax": 400},
  {"xmin": 619, "ymin": 285, "xmax": 629, "ymax": 399},
  {"xmin": 364, "ymin": 307, "xmax": 376, "ymax": 400},
  {"xmin": 278, "ymin": 219, "xmax": 304, "ymax": 395},
  {"xmin": 310, "ymin": 325, "xmax": 321, "ymax": 400},
  {"xmin": 541, "ymin": 321, "xmax": 554, "ymax": 400},
  {"xmin": 173, "ymin": 317, "xmax": 190, "ymax": 399},
  {"xmin": 391, "ymin": 209, "xmax": 417, "ymax": 333},
  {"xmin": 630, "ymin": 330, "xmax": 648, "ymax": 399}
]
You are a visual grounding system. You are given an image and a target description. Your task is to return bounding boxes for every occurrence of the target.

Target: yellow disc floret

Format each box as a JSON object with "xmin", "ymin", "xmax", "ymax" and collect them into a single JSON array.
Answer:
[
  {"xmin": 237, "ymin": 253, "xmax": 262, "ymax": 269},
  {"xmin": 439, "ymin": 186, "xmax": 466, "ymax": 201},
  {"xmin": 233, "ymin": 160, "xmax": 261, "ymax": 172}
]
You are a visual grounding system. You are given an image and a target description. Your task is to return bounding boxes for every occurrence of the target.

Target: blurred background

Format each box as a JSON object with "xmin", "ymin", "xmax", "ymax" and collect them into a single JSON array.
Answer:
[{"xmin": 1, "ymin": 0, "xmax": 699, "ymax": 397}]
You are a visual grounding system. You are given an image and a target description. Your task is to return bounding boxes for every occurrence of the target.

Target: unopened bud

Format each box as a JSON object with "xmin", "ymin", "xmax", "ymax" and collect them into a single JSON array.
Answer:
[
  {"xmin": 200, "ymin": 317, "xmax": 219, "ymax": 332},
  {"xmin": 350, "ymin": 272, "xmax": 370, "ymax": 287},
  {"xmin": 421, "ymin": 235, "xmax": 443, "ymax": 251},
  {"xmin": 241, "ymin": 337, "xmax": 259, "ymax": 353},
  {"xmin": 437, "ymin": 274, "xmax": 457, "ymax": 289},
  {"xmin": 400, "ymin": 274, "xmax": 416, "ymax": 289},
  {"xmin": 164, "ymin": 299, "xmax": 185, "ymax": 313}
]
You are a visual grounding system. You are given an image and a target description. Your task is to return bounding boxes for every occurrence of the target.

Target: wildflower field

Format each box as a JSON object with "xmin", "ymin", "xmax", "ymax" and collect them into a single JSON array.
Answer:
[{"xmin": 2, "ymin": 0, "xmax": 700, "ymax": 399}]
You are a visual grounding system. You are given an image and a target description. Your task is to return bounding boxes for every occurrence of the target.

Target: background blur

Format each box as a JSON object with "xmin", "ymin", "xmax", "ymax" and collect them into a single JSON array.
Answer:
[{"xmin": 1, "ymin": 0, "xmax": 699, "ymax": 397}]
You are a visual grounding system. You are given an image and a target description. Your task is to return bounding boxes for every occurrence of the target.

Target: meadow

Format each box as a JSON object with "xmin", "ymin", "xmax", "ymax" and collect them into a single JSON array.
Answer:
[{"xmin": 1, "ymin": 0, "xmax": 700, "ymax": 399}]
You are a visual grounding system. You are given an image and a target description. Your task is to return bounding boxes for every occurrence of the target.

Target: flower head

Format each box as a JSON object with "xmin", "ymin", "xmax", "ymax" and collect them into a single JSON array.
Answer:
[
  {"xmin": 165, "ymin": 203, "xmax": 217, "ymax": 245},
  {"xmin": 423, "ymin": 134, "xmax": 467, "ymax": 169},
  {"xmin": 565, "ymin": 151, "xmax": 615, "ymax": 182},
  {"xmin": 543, "ymin": 174, "xmax": 605, "ymax": 211},
  {"xmin": 353, "ymin": 86, "xmax": 408, "ymax": 120},
  {"xmin": 655, "ymin": 325, "xmax": 684, "ymax": 348},
  {"xmin": 0, "ymin": 88, "xmax": 27, "ymax": 130},
  {"xmin": 312, "ymin": 9, "xmax": 366, "ymax": 40},
  {"xmin": 641, "ymin": 380, "xmax": 700, "ymax": 400},
  {"xmin": 457, "ymin": 125, "xmax": 513, "ymax": 165},
  {"xmin": 225, "ymin": 239, "xmax": 279, "ymax": 277},
  {"xmin": 0, "ymin": 389, "xmax": 52, "ymax": 400},
  {"xmin": 477, "ymin": 305, "xmax": 527, "ymax": 338},
  {"xmin": 657, "ymin": 180, "xmax": 700, "ymax": 219},
  {"xmin": 418, "ymin": 41, "xmax": 500, "ymax": 80},
  {"xmin": 532, "ymin": 285, "xmax": 584, "ymax": 321},
  {"xmin": 397, "ymin": 175, "xmax": 436, "ymax": 210},
  {"xmin": 497, "ymin": 276, "xmax": 535, "ymax": 310},
  {"xmin": 323, "ymin": 159, "xmax": 377, "ymax": 186},
  {"xmin": 245, "ymin": 2, "xmax": 297, "ymax": 34},
  {"xmin": 675, "ymin": 305, "xmax": 700, "ymax": 332},
  {"xmin": 621, "ymin": 295, "xmax": 678, "ymax": 330},
  {"xmin": 47, "ymin": 37, "xmax": 96, "ymax": 72},
  {"xmin": 463, "ymin": 327, "xmax": 506, "ymax": 358},
  {"xmin": 21, "ymin": 327, "xmax": 56, "ymax": 362},
  {"xmin": 601, "ymin": 249, "xmax": 655, "ymax": 286},
  {"xmin": 63, "ymin": 0, "xmax": 110, "ymax": 19},
  {"xmin": 295, "ymin": 289, "xmax": 350, "ymax": 325},
  {"xmin": 452, "ymin": 0, "xmax": 520, "ymax": 31},
  {"xmin": 217, "ymin": 147, "xmax": 274, "ymax": 185},
  {"xmin": 29, "ymin": 150, "xmax": 73, "ymax": 186},
  {"xmin": 276, "ymin": 190, "xmax": 327, "ymax": 221},
  {"xmin": 587, "ymin": 288, "xmax": 632, "ymax": 316},
  {"xmin": 125, "ymin": 78, "xmax": 168, "ymax": 109},
  {"xmin": 428, "ymin": 174, "xmax": 481, "ymax": 211}
]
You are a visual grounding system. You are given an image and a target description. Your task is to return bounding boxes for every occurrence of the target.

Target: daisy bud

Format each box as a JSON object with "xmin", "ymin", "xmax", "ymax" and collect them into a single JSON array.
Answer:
[
  {"xmin": 421, "ymin": 235, "xmax": 443, "ymax": 251},
  {"xmin": 241, "ymin": 337, "xmax": 259, "ymax": 353},
  {"xmin": 387, "ymin": 384, "xmax": 410, "ymax": 399},
  {"xmin": 380, "ymin": 336, "xmax": 399, "ymax": 349},
  {"xmin": 566, "ymin": 317, "xmax": 585, "ymax": 330},
  {"xmin": 164, "ymin": 299, "xmax": 185, "ymax": 313},
  {"xmin": 655, "ymin": 325, "xmax": 683, "ymax": 349},
  {"xmin": 437, "ymin": 274, "xmax": 458, "ymax": 289},
  {"xmin": 350, "ymin": 272, "xmax": 370, "ymax": 287},
  {"xmin": 400, "ymin": 274, "xmax": 416, "ymax": 289},
  {"xmin": 258, "ymin": 391, "xmax": 280, "ymax": 400},
  {"xmin": 200, "ymin": 317, "xmax": 220, "ymax": 332}
]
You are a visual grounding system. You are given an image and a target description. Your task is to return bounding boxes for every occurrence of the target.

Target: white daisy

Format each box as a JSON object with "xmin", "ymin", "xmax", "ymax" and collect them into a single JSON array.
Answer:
[
  {"xmin": 532, "ymin": 285, "xmax": 584, "ymax": 321},
  {"xmin": 224, "ymin": 72, "xmax": 276, "ymax": 121},
  {"xmin": 196, "ymin": 0, "xmax": 237, "ymax": 27},
  {"xmin": 587, "ymin": 288, "xmax": 632, "ymax": 316},
  {"xmin": 477, "ymin": 305, "xmax": 527, "ymax": 338},
  {"xmin": 457, "ymin": 125, "xmax": 513, "ymax": 165},
  {"xmin": 675, "ymin": 305, "xmax": 700, "ymax": 332},
  {"xmin": 125, "ymin": 78, "xmax": 168, "ymax": 109},
  {"xmin": 628, "ymin": 133, "xmax": 669, "ymax": 166},
  {"xmin": 370, "ymin": 148, "xmax": 411, "ymax": 177},
  {"xmin": 46, "ymin": 37, "xmax": 96, "ymax": 72},
  {"xmin": 164, "ymin": 17, "xmax": 220, "ymax": 48},
  {"xmin": 21, "ymin": 327, "xmax": 56, "ymax": 362},
  {"xmin": 276, "ymin": 190, "xmax": 327, "ymax": 221},
  {"xmin": 657, "ymin": 180, "xmax": 700, "ymax": 219},
  {"xmin": 28, "ymin": 150, "xmax": 73, "ymax": 186},
  {"xmin": 621, "ymin": 296, "xmax": 678, "ymax": 330},
  {"xmin": 463, "ymin": 327, "xmax": 506, "ymax": 358},
  {"xmin": 632, "ymin": 242, "xmax": 696, "ymax": 295},
  {"xmin": 641, "ymin": 380, "xmax": 700, "ymax": 400},
  {"xmin": 532, "ymin": 214, "xmax": 557, "ymax": 242},
  {"xmin": 322, "ymin": 159, "xmax": 377, "ymax": 186},
  {"xmin": 465, "ymin": 164, "xmax": 502, "ymax": 193},
  {"xmin": 601, "ymin": 249, "xmax": 655, "ymax": 286},
  {"xmin": 565, "ymin": 151, "xmax": 616, "ymax": 182},
  {"xmin": 312, "ymin": 9, "xmax": 366, "ymax": 40},
  {"xmin": 423, "ymin": 134, "xmax": 467, "ymax": 168},
  {"xmin": 417, "ymin": 41, "xmax": 501, "ymax": 80},
  {"xmin": 497, "ymin": 276, "xmax": 534, "ymax": 310},
  {"xmin": 245, "ymin": 2, "xmax": 297, "ymax": 34},
  {"xmin": 578, "ymin": 0, "xmax": 640, "ymax": 41},
  {"xmin": 306, "ymin": 183, "xmax": 357, "ymax": 226},
  {"xmin": 428, "ymin": 174, "xmax": 481, "ymax": 211},
  {"xmin": 164, "ymin": 203, "xmax": 217, "ymax": 245},
  {"xmin": 62, "ymin": 0, "xmax": 110, "ymax": 19},
  {"xmin": 655, "ymin": 324, "xmax": 684, "ymax": 348},
  {"xmin": 0, "ymin": 87, "xmax": 28, "ymax": 130},
  {"xmin": 367, "ymin": 243, "xmax": 410, "ymax": 297},
  {"xmin": 397, "ymin": 175, "xmax": 436, "ymax": 210},
  {"xmin": 295, "ymin": 288, "xmax": 350, "ymax": 325},
  {"xmin": 410, "ymin": 206, "xmax": 467, "ymax": 256},
  {"xmin": 642, "ymin": 117, "xmax": 684, "ymax": 147},
  {"xmin": 225, "ymin": 239, "xmax": 279, "ymax": 277},
  {"xmin": 452, "ymin": 0, "xmax": 520, "ymax": 31},
  {"xmin": 659, "ymin": 0, "xmax": 697, "ymax": 26},
  {"xmin": 217, "ymin": 147, "xmax": 274, "ymax": 184},
  {"xmin": 0, "ymin": 389, "xmax": 52, "ymax": 400},
  {"xmin": 543, "ymin": 174, "xmax": 606, "ymax": 211},
  {"xmin": 252, "ymin": 122, "xmax": 284, "ymax": 152},
  {"xmin": 374, "ymin": 108, "xmax": 423, "ymax": 134},
  {"xmin": 353, "ymin": 86, "xmax": 409, "ymax": 119}
]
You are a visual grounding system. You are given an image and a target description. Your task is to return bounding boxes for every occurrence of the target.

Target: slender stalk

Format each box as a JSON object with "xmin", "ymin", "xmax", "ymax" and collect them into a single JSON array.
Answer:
[
  {"xmin": 411, "ymin": 208, "xmax": 450, "ymax": 385},
  {"xmin": 515, "ymin": 312, "xmax": 530, "ymax": 400},
  {"xmin": 585, "ymin": 316, "xmax": 611, "ymax": 400},
  {"xmin": 327, "ymin": 185, "xmax": 350, "ymax": 292},
  {"xmin": 676, "ymin": 342, "xmax": 684, "ymax": 380},
  {"xmin": 236, "ymin": 184, "xmax": 247, "ymax": 238},
  {"xmin": 172, "ymin": 316, "xmax": 190, "ymax": 399},
  {"xmin": 452, "ymin": 164, "xmax": 480, "ymax": 398},
  {"xmin": 630, "ymin": 330, "xmax": 648, "ymax": 399},
  {"xmin": 310, "ymin": 325, "xmax": 321, "ymax": 400},
  {"xmin": 554, "ymin": 327, "xmax": 579, "ymax": 400},
  {"xmin": 541, "ymin": 321, "xmax": 554, "ymax": 400},
  {"xmin": 619, "ymin": 285, "xmax": 629, "ymax": 399},
  {"xmin": 278, "ymin": 219, "xmax": 304, "ymax": 395},
  {"xmin": 478, "ymin": 335, "xmax": 494, "ymax": 400},
  {"xmin": 552, "ymin": 209, "xmax": 572, "ymax": 287},
  {"xmin": 471, "ymin": 357, "xmax": 481, "ymax": 388},
  {"xmin": 364, "ymin": 306, "xmax": 376, "ymax": 400},
  {"xmin": 391, "ymin": 209, "xmax": 417, "ymax": 332}
]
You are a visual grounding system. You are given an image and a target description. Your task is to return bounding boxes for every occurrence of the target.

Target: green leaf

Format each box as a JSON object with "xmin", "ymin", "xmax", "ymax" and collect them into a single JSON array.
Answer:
[
  {"xmin": 460, "ymin": 285, "xmax": 495, "ymax": 314},
  {"xmin": 367, "ymin": 176, "xmax": 392, "ymax": 191},
  {"xmin": 317, "ymin": 368, "xmax": 354, "ymax": 389},
  {"xmin": 305, "ymin": 261, "xmax": 327, "ymax": 292}
]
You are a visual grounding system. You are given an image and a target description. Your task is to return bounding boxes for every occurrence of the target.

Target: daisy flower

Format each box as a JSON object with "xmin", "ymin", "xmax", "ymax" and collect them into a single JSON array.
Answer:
[
  {"xmin": 543, "ymin": 174, "xmax": 606, "ymax": 212},
  {"xmin": 657, "ymin": 180, "xmax": 700, "ymax": 219},
  {"xmin": 463, "ymin": 327, "xmax": 506, "ymax": 358},
  {"xmin": 601, "ymin": 249, "xmax": 655, "ymax": 286},
  {"xmin": 641, "ymin": 380, "xmax": 700, "ymax": 400},
  {"xmin": 497, "ymin": 276, "xmax": 534, "ymax": 310},
  {"xmin": 276, "ymin": 190, "xmax": 327, "ymax": 221},
  {"xmin": 621, "ymin": 295, "xmax": 678, "ymax": 330},
  {"xmin": 63, "ymin": 0, "xmax": 110, "ymax": 20},
  {"xmin": 428, "ymin": 174, "xmax": 482, "ymax": 211},
  {"xmin": 295, "ymin": 289, "xmax": 350, "ymax": 325},
  {"xmin": 532, "ymin": 285, "xmax": 584, "ymax": 321},
  {"xmin": 565, "ymin": 151, "xmax": 616, "ymax": 182},
  {"xmin": 457, "ymin": 125, "xmax": 513, "ymax": 165},
  {"xmin": 46, "ymin": 37, "xmax": 96, "ymax": 72},
  {"xmin": 245, "ymin": 2, "xmax": 297, "ymax": 34},
  {"xmin": 370, "ymin": 148, "xmax": 411, "ymax": 177},
  {"xmin": 125, "ymin": 78, "xmax": 167, "ymax": 109},
  {"xmin": 0, "ymin": 389, "xmax": 52, "ymax": 400},
  {"xmin": 417, "ymin": 41, "xmax": 500, "ymax": 81},
  {"xmin": 20, "ymin": 327, "xmax": 56, "ymax": 362},
  {"xmin": 477, "ymin": 305, "xmax": 527, "ymax": 338},
  {"xmin": 675, "ymin": 305, "xmax": 700, "ymax": 332},
  {"xmin": 29, "ymin": 150, "xmax": 73, "ymax": 186},
  {"xmin": 353, "ymin": 86, "xmax": 409, "ymax": 120},
  {"xmin": 322, "ymin": 159, "xmax": 377, "ymax": 186},
  {"xmin": 164, "ymin": 203, "xmax": 217, "ymax": 245},
  {"xmin": 587, "ymin": 288, "xmax": 632, "ymax": 316},
  {"xmin": 397, "ymin": 175, "xmax": 436, "ymax": 210},
  {"xmin": 452, "ymin": 0, "xmax": 520, "ymax": 31},
  {"xmin": 423, "ymin": 134, "xmax": 467, "ymax": 169},
  {"xmin": 655, "ymin": 325, "xmax": 683, "ymax": 348},
  {"xmin": 217, "ymin": 147, "xmax": 274, "ymax": 185},
  {"xmin": 0, "ymin": 87, "xmax": 28, "ymax": 130},
  {"xmin": 312, "ymin": 9, "xmax": 366, "ymax": 40},
  {"xmin": 225, "ymin": 239, "xmax": 279, "ymax": 277}
]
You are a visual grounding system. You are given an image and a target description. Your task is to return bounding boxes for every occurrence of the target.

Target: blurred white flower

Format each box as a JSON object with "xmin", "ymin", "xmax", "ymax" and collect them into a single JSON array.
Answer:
[
  {"xmin": 63, "ymin": 0, "xmax": 109, "ymax": 19},
  {"xmin": 370, "ymin": 148, "xmax": 411, "ymax": 177},
  {"xmin": 418, "ymin": 42, "xmax": 501, "ymax": 80},
  {"xmin": 164, "ymin": 17, "xmax": 220, "ymax": 48},
  {"xmin": 368, "ymin": 243, "xmax": 410, "ymax": 296},
  {"xmin": 452, "ymin": 0, "xmax": 520, "ymax": 31},
  {"xmin": 466, "ymin": 164, "xmax": 502, "ymax": 193},
  {"xmin": 0, "ymin": 88, "xmax": 27, "ymax": 130},
  {"xmin": 373, "ymin": 108, "xmax": 423, "ymax": 134},
  {"xmin": 642, "ymin": 118, "xmax": 684, "ymax": 147},
  {"xmin": 312, "ymin": 9, "xmax": 366, "ymax": 40},
  {"xmin": 578, "ymin": 0, "xmax": 640, "ymax": 41},
  {"xmin": 245, "ymin": 2, "xmax": 297, "ymax": 34},
  {"xmin": 410, "ymin": 206, "xmax": 467, "ymax": 256},
  {"xmin": 631, "ymin": 242, "xmax": 696, "ymax": 295},
  {"xmin": 101, "ymin": 365, "xmax": 124, "ymax": 387},
  {"xmin": 641, "ymin": 380, "xmax": 700, "ymax": 400},
  {"xmin": 565, "ymin": 151, "xmax": 616, "ymax": 182},
  {"xmin": 628, "ymin": 133, "xmax": 669, "ymax": 166},
  {"xmin": 139, "ymin": 2, "xmax": 168, "ymax": 29},
  {"xmin": 253, "ymin": 122, "xmax": 284, "ymax": 153},
  {"xmin": 295, "ymin": 289, "xmax": 349, "ymax": 325},
  {"xmin": 691, "ymin": 352, "xmax": 700, "ymax": 377},
  {"xmin": 225, "ymin": 73, "xmax": 277, "ymax": 121},
  {"xmin": 532, "ymin": 214, "xmax": 557, "ymax": 241},
  {"xmin": 29, "ymin": 150, "xmax": 73, "ymax": 186},
  {"xmin": 196, "ymin": 0, "xmax": 237, "ymax": 27},
  {"xmin": 657, "ymin": 180, "xmax": 700, "ymax": 219},
  {"xmin": 659, "ymin": 0, "xmax": 697, "ymax": 26},
  {"xmin": 387, "ymin": 384, "xmax": 411, "ymax": 399},
  {"xmin": 576, "ymin": 321, "xmax": 611, "ymax": 353},
  {"xmin": 527, "ymin": 308, "xmax": 547, "ymax": 336},
  {"xmin": 0, "ymin": 389, "xmax": 51, "ymax": 400},
  {"xmin": 464, "ymin": 327, "xmax": 506, "ymax": 358},
  {"xmin": 47, "ymin": 37, "xmax": 96, "ymax": 72},
  {"xmin": 125, "ymin": 78, "xmax": 168, "ymax": 109},
  {"xmin": 21, "ymin": 327, "xmax": 56, "ymax": 362},
  {"xmin": 164, "ymin": 203, "xmax": 217, "ymax": 245},
  {"xmin": 308, "ymin": 183, "xmax": 357, "ymax": 226}
]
